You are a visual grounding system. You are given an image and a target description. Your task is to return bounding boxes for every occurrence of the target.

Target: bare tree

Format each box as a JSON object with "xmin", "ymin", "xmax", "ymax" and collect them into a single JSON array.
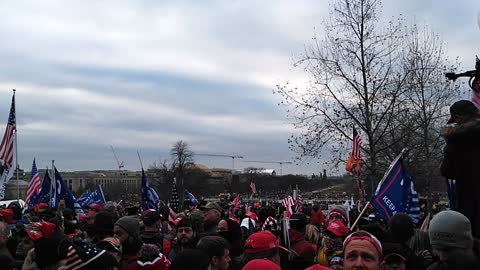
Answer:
[
  {"xmin": 275, "ymin": 0, "xmax": 407, "ymax": 190},
  {"xmin": 381, "ymin": 24, "xmax": 461, "ymax": 201},
  {"xmin": 149, "ymin": 158, "xmax": 175, "ymax": 179},
  {"xmin": 170, "ymin": 140, "xmax": 194, "ymax": 202}
]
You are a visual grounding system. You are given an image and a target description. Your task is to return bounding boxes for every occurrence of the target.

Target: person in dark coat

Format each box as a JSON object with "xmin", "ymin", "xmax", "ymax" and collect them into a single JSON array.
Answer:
[
  {"xmin": 288, "ymin": 213, "xmax": 316, "ymax": 269},
  {"xmin": 440, "ymin": 100, "xmax": 480, "ymax": 238}
]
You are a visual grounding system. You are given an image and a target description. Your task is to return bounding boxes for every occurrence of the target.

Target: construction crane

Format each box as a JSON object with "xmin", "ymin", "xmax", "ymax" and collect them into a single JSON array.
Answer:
[
  {"xmin": 242, "ymin": 160, "xmax": 292, "ymax": 175},
  {"xmin": 110, "ymin": 145, "xmax": 125, "ymax": 171},
  {"xmin": 196, "ymin": 153, "xmax": 244, "ymax": 174}
]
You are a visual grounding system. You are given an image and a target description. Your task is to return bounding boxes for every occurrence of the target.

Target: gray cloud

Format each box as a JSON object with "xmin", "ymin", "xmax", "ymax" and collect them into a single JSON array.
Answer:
[{"xmin": 0, "ymin": 0, "xmax": 477, "ymax": 176}]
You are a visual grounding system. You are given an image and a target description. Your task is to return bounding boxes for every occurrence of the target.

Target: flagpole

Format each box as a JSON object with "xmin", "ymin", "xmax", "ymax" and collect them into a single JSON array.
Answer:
[
  {"xmin": 12, "ymin": 90, "xmax": 19, "ymax": 201},
  {"xmin": 136, "ymin": 150, "xmax": 144, "ymax": 170},
  {"xmin": 350, "ymin": 148, "xmax": 407, "ymax": 230},
  {"xmin": 136, "ymin": 150, "xmax": 144, "ymax": 203},
  {"xmin": 51, "ymin": 160, "xmax": 55, "ymax": 207}
]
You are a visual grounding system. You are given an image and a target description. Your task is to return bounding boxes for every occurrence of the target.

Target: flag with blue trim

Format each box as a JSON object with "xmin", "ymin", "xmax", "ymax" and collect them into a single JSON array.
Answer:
[
  {"xmin": 54, "ymin": 167, "xmax": 81, "ymax": 210},
  {"xmin": 370, "ymin": 158, "xmax": 420, "ymax": 224},
  {"xmin": 141, "ymin": 169, "xmax": 159, "ymax": 210},
  {"xmin": 80, "ymin": 186, "xmax": 106, "ymax": 208},
  {"xmin": 76, "ymin": 190, "xmax": 91, "ymax": 207},
  {"xmin": 185, "ymin": 189, "xmax": 198, "ymax": 206}
]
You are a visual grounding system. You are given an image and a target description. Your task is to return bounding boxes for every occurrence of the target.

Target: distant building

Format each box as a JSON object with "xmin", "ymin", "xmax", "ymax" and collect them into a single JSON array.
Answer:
[
  {"xmin": 244, "ymin": 167, "xmax": 276, "ymax": 176},
  {"xmin": 5, "ymin": 179, "xmax": 28, "ymax": 200}
]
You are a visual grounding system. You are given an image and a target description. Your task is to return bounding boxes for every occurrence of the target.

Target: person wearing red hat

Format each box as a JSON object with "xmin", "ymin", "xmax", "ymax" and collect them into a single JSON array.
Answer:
[
  {"xmin": 140, "ymin": 209, "xmax": 163, "ymax": 250},
  {"xmin": 316, "ymin": 220, "xmax": 349, "ymax": 267},
  {"xmin": 328, "ymin": 207, "xmax": 349, "ymax": 227},
  {"xmin": 243, "ymin": 231, "xmax": 288, "ymax": 268},
  {"xmin": 0, "ymin": 209, "xmax": 14, "ymax": 224},
  {"xmin": 22, "ymin": 221, "xmax": 66, "ymax": 269},
  {"xmin": 86, "ymin": 204, "xmax": 104, "ymax": 225}
]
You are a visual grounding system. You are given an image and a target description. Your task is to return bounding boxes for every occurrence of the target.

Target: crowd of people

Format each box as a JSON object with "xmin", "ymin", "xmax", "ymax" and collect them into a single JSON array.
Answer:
[{"xmin": 0, "ymin": 195, "xmax": 477, "ymax": 270}]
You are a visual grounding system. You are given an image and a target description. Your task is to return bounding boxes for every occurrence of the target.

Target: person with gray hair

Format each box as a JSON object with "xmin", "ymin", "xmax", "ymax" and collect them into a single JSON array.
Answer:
[{"xmin": 426, "ymin": 210, "xmax": 478, "ymax": 270}]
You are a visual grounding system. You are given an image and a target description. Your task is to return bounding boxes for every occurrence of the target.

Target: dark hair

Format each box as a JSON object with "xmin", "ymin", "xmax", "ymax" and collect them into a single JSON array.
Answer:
[
  {"xmin": 389, "ymin": 213, "xmax": 414, "ymax": 243},
  {"xmin": 170, "ymin": 249, "xmax": 211, "ymax": 270},
  {"xmin": 289, "ymin": 213, "xmax": 308, "ymax": 231},
  {"xmin": 196, "ymin": 235, "xmax": 230, "ymax": 259},
  {"xmin": 242, "ymin": 248, "xmax": 279, "ymax": 266}
]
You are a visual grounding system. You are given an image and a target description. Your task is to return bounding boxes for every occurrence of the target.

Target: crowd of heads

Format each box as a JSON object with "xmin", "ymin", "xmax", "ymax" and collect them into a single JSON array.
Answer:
[{"xmin": 0, "ymin": 196, "xmax": 477, "ymax": 270}]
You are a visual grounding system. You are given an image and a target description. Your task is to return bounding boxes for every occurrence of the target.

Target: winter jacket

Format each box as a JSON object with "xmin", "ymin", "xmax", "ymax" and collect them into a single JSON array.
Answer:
[
  {"xmin": 140, "ymin": 231, "xmax": 163, "ymax": 251},
  {"xmin": 288, "ymin": 229, "xmax": 316, "ymax": 269},
  {"xmin": 441, "ymin": 117, "xmax": 480, "ymax": 238}
]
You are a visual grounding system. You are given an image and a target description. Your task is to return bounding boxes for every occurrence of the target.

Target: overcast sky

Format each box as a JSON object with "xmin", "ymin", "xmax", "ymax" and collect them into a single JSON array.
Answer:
[{"xmin": 0, "ymin": 0, "xmax": 478, "ymax": 175}]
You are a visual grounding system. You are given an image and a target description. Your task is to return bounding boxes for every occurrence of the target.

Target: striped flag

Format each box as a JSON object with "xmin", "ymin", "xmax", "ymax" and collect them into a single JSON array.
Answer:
[
  {"xmin": 250, "ymin": 182, "xmax": 257, "ymax": 194},
  {"xmin": 282, "ymin": 196, "xmax": 294, "ymax": 218},
  {"xmin": 25, "ymin": 158, "xmax": 41, "ymax": 205},
  {"xmin": 346, "ymin": 127, "xmax": 362, "ymax": 173},
  {"xmin": 167, "ymin": 205, "xmax": 177, "ymax": 231},
  {"xmin": 352, "ymin": 127, "xmax": 362, "ymax": 160},
  {"xmin": 169, "ymin": 178, "xmax": 179, "ymax": 213},
  {"xmin": 0, "ymin": 93, "xmax": 16, "ymax": 199},
  {"xmin": 295, "ymin": 194, "xmax": 304, "ymax": 213}
]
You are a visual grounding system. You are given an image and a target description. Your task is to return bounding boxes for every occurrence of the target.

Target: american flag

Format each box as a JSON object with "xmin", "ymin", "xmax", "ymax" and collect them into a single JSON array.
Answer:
[
  {"xmin": 282, "ymin": 196, "xmax": 294, "ymax": 218},
  {"xmin": 0, "ymin": 94, "xmax": 16, "ymax": 169},
  {"xmin": 25, "ymin": 158, "xmax": 41, "ymax": 205},
  {"xmin": 295, "ymin": 194, "xmax": 304, "ymax": 213},
  {"xmin": 250, "ymin": 182, "xmax": 257, "ymax": 194},
  {"xmin": 169, "ymin": 178, "xmax": 179, "ymax": 213},
  {"xmin": 352, "ymin": 127, "xmax": 362, "ymax": 161}
]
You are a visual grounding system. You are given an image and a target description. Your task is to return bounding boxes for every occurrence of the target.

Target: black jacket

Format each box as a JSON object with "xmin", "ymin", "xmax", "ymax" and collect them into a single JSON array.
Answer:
[{"xmin": 441, "ymin": 117, "xmax": 480, "ymax": 238}]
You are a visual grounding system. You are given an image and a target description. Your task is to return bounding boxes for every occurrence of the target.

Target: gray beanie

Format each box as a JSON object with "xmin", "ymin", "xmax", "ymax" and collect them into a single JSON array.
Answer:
[
  {"xmin": 428, "ymin": 210, "xmax": 473, "ymax": 249},
  {"xmin": 115, "ymin": 216, "xmax": 140, "ymax": 237}
]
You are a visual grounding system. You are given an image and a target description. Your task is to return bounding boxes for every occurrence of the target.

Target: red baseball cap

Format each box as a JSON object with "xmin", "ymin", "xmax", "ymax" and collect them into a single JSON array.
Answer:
[
  {"xmin": 0, "ymin": 209, "xmax": 14, "ymax": 224},
  {"xmin": 243, "ymin": 259, "xmax": 281, "ymax": 270},
  {"xmin": 326, "ymin": 220, "xmax": 349, "ymax": 237},
  {"xmin": 26, "ymin": 221, "xmax": 56, "ymax": 241},
  {"xmin": 86, "ymin": 204, "xmax": 104, "ymax": 212},
  {"xmin": 33, "ymin": 203, "xmax": 49, "ymax": 213},
  {"xmin": 244, "ymin": 231, "xmax": 289, "ymax": 254},
  {"xmin": 245, "ymin": 212, "xmax": 259, "ymax": 222}
]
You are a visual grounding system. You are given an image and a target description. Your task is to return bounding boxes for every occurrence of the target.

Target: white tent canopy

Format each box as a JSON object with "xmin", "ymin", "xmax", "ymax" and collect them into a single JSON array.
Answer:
[{"xmin": 0, "ymin": 199, "xmax": 25, "ymax": 208}]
